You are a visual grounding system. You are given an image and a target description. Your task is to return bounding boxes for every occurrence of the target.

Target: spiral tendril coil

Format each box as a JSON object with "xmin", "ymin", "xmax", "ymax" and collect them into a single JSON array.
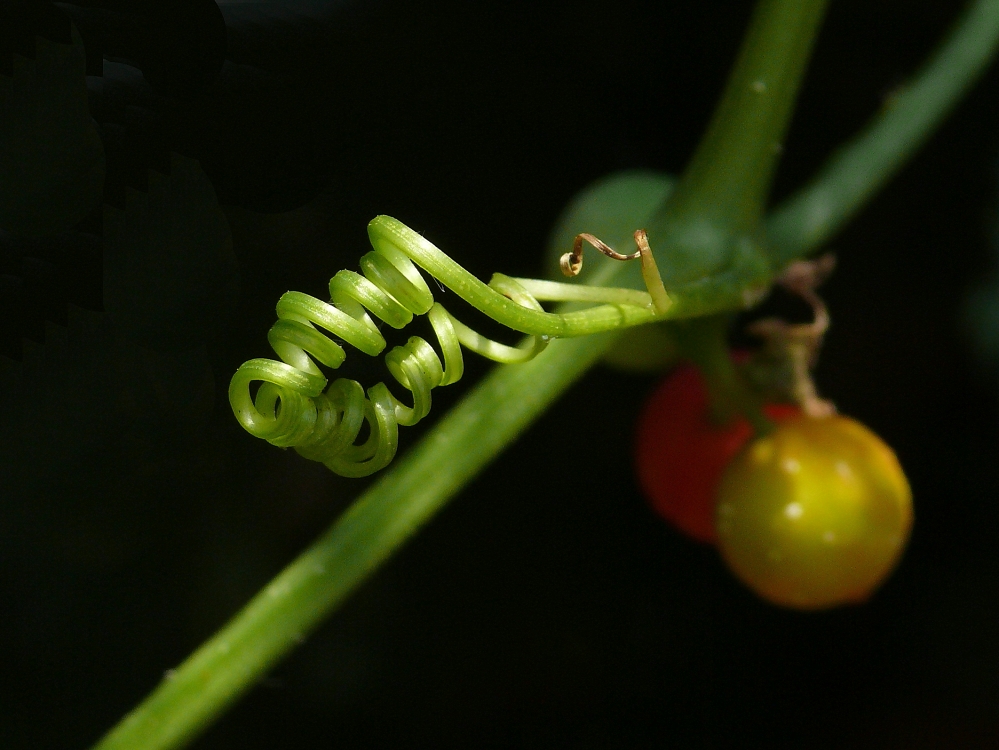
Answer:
[{"xmin": 229, "ymin": 217, "xmax": 553, "ymax": 477}]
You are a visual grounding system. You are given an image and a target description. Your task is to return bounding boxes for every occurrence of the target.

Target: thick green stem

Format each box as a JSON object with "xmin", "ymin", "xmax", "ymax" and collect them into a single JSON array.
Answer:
[
  {"xmin": 659, "ymin": 0, "xmax": 829, "ymax": 239},
  {"xmin": 92, "ymin": 328, "xmax": 619, "ymax": 750},
  {"xmin": 767, "ymin": 0, "xmax": 999, "ymax": 261},
  {"xmin": 674, "ymin": 315, "xmax": 773, "ymax": 435}
]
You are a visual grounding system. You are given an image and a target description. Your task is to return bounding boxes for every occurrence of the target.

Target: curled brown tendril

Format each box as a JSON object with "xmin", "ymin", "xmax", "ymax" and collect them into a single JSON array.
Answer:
[{"xmin": 560, "ymin": 229, "xmax": 671, "ymax": 314}]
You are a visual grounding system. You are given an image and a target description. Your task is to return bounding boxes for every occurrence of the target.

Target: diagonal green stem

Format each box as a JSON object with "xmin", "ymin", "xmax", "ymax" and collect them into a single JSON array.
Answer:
[
  {"xmin": 661, "ymin": 0, "xmax": 829, "ymax": 237},
  {"xmin": 767, "ymin": 0, "xmax": 999, "ymax": 262},
  {"xmin": 92, "ymin": 322, "xmax": 622, "ymax": 750}
]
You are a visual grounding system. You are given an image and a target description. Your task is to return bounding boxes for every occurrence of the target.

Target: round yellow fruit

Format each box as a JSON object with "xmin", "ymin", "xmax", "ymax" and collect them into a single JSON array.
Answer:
[{"xmin": 715, "ymin": 414, "xmax": 913, "ymax": 610}]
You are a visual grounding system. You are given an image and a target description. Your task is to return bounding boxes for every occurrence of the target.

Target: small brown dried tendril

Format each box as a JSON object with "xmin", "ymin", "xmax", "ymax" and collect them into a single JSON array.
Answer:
[
  {"xmin": 746, "ymin": 254, "xmax": 836, "ymax": 417},
  {"xmin": 560, "ymin": 230, "xmax": 647, "ymax": 276},
  {"xmin": 560, "ymin": 230, "xmax": 671, "ymax": 314}
]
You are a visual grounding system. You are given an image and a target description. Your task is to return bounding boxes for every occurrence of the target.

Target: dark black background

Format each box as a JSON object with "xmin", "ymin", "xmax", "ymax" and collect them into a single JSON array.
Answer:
[{"xmin": 1, "ymin": 1, "xmax": 997, "ymax": 748}]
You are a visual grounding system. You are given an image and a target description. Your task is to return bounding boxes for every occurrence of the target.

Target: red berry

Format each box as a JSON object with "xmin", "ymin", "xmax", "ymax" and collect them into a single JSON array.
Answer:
[{"xmin": 635, "ymin": 363, "xmax": 799, "ymax": 544}]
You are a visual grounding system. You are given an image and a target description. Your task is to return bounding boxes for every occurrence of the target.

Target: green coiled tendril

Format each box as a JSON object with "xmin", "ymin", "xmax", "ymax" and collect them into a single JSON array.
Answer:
[{"xmin": 229, "ymin": 215, "xmax": 669, "ymax": 477}]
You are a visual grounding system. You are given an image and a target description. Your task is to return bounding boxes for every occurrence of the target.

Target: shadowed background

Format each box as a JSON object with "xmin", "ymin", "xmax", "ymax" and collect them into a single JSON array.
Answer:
[{"xmin": 0, "ymin": 1, "xmax": 996, "ymax": 747}]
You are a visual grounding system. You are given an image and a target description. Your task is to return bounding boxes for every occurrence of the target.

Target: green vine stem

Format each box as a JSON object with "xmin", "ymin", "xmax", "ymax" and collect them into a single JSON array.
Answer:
[
  {"xmin": 95, "ymin": 318, "xmax": 622, "ymax": 750},
  {"xmin": 92, "ymin": 0, "xmax": 999, "ymax": 748},
  {"xmin": 649, "ymin": 0, "xmax": 828, "ymax": 287},
  {"xmin": 673, "ymin": 315, "xmax": 774, "ymax": 436},
  {"xmin": 663, "ymin": 0, "xmax": 828, "ymax": 237},
  {"xmin": 767, "ymin": 0, "xmax": 999, "ymax": 261}
]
